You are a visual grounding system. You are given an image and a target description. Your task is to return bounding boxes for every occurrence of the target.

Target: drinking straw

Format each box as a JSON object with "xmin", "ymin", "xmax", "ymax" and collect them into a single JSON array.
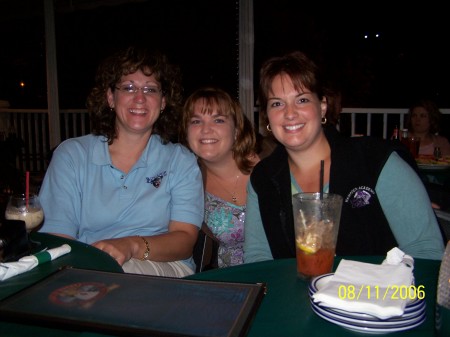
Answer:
[
  {"xmin": 25, "ymin": 171, "xmax": 30, "ymax": 209},
  {"xmin": 319, "ymin": 160, "xmax": 324, "ymax": 200}
]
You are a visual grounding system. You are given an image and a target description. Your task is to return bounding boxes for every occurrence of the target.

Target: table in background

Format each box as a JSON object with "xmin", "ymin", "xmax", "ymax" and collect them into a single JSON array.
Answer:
[
  {"xmin": 0, "ymin": 232, "xmax": 123, "ymax": 336},
  {"xmin": 419, "ymin": 167, "xmax": 450, "ymax": 187},
  {"xmin": 188, "ymin": 256, "xmax": 441, "ymax": 337}
]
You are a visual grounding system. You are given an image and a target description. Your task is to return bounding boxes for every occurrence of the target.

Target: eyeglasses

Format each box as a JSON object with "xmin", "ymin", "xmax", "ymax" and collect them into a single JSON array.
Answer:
[{"xmin": 115, "ymin": 84, "xmax": 162, "ymax": 96}]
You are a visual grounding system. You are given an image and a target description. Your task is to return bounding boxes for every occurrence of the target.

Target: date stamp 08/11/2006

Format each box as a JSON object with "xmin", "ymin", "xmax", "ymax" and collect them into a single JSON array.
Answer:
[{"xmin": 337, "ymin": 285, "xmax": 425, "ymax": 301}]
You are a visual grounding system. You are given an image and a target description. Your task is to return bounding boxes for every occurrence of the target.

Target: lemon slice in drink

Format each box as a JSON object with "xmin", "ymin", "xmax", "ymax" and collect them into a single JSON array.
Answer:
[
  {"xmin": 296, "ymin": 233, "xmax": 321, "ymax": 254},
  {"xmin": 297, "ymin": 242, "xmax": 319, "ymax": 254}
]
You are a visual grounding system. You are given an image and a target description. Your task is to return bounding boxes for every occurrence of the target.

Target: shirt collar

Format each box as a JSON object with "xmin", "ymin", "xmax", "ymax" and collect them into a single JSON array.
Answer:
[{"xmin": 91, "ymin": 135, "xmax": 157, "ymax": 167}]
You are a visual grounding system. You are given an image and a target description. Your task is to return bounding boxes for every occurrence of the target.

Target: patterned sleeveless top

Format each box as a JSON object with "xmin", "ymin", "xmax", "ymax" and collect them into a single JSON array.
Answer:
[{"xmin": 204, "ymin": 192, "xmax": 246, "ymax": 267}]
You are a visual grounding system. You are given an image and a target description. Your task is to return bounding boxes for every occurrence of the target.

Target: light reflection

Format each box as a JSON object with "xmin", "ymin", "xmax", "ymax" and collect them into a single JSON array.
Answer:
[{"xmin": 364, "ymin": 33, "xmax": 381, "ymax": 39}]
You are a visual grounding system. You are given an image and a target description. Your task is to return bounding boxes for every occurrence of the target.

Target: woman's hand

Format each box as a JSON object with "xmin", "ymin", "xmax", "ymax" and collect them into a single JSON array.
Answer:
[
  {"xmin": 92, "ymin": 237, "xmax": 136, "ymax": 266},
  {"xmin": 91, "ymin": 222, "xmax": 199, "ymax": 265}
]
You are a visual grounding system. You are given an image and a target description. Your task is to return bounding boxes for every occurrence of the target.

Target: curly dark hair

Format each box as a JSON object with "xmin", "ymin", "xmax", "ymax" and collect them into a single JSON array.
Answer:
[
  {"xmin": 86, "ymin": 46, "xmax": 183, "ymax": 144},
  {"xmin": 407, "ymin": 99, "xmax": 442, "ymax": 135},
  {"xmin": 180, "ymin": 87, "xmax": 257, "ymax": 174}
]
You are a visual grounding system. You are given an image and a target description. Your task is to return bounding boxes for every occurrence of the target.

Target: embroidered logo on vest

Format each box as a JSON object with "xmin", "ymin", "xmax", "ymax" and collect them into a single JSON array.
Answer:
[
  {"xmin": 345, "ymin": 186, "xmax": 375, "ymax": 208},
  {"xmin": 146, "ymin": 171, "xmax": 167, "ymax": 188}
]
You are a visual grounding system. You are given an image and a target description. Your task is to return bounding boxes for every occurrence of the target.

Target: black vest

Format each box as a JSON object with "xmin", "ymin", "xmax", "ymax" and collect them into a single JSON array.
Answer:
[{"xmin": 250, "ymin": 126, "xmax": 400, "ymax": 257}]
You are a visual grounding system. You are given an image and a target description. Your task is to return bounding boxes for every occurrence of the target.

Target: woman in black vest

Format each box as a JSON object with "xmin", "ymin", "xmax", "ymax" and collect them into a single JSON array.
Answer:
[{"xmin": 244, "ymin": 51, "xmax": 444, "ymax": 262}]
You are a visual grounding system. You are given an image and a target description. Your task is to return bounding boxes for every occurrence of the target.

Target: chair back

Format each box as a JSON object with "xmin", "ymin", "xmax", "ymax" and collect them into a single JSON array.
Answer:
[
  {"xmin": 192, "ymin": 224, "xmax": 219, "ymax": 273},
  {"xmin": 435, "ymin": 209, "xmax": 450, "ymax": 243},
  {"xmin": 436, "ymin": 241, "xmax": 450, "ymax": 336}
]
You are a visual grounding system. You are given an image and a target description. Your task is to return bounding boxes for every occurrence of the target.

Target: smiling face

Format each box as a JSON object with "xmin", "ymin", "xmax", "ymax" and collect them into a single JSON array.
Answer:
[
  {"xmin": 410, "ymin": 106, "xmax": 430, "ymax": 134},
  {"xmin": 107, "ymin": 69, "xmax": 166, "ymax": 137},
  {"xmin": 266, "ymin": 74, "xmax": 327, "ymax": 152},
  {"xmin": 187, "ymin": 98, "xmax": 236, "ymax": 164}
]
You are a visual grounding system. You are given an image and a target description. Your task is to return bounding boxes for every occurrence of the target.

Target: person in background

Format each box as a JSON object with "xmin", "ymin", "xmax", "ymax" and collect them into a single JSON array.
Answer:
[
  {"xmin": 244, "ymin": 51, "xmax": 444, "ymax": 263},
  {"xmin": 323, "ymin": 86, "xmax": 342, "ymax": 128},
  {"xmin": 407, "ymin": 99, "xmax": 450, "ymax": 156},
  {"xmin": 180, "ymin": 87, "xmax": 260, "ymax": 268},
  {"xmin": 39, "ymin": 46, "xmax": 204, "ymax": 277}
]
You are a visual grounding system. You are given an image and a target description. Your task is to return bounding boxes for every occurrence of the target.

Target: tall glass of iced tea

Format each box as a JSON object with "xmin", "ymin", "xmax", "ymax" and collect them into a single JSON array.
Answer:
[{"xmin": 292, "ymin": 193, "xmax": 342, "ymax": 280}]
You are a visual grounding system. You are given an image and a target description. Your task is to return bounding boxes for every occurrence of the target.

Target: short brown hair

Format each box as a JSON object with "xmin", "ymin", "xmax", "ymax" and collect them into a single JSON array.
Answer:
[
  {"xmin": 258, "ymin": 51, "xmax": 326, "ymax": 127},
  {"xmin": 180, "ymin": 87, "xmax": 257, "ymax": 174}
]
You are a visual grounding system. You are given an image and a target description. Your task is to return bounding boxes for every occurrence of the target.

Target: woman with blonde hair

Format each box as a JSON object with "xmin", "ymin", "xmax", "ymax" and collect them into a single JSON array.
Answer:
[{"xmin": 180, "ymin": 87, "xmax": 260, "ymax": 268}]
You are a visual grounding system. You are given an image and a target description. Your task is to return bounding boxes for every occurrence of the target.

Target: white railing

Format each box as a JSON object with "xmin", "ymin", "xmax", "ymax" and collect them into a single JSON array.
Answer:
[
  {"xmin": 0, "ymin": 109, "xmax": 90, "ymax": 174},
  {"xmin": 339, "ymin": 108, "xmax": 450, "ymax": 138},
  {"xmin": 1, "ymin": 108, "xmax": 449, "ymax": 174}
]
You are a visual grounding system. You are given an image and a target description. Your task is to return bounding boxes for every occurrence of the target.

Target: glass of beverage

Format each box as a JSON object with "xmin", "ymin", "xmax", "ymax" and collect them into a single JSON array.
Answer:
[
  {"xmin": 292, "ymin": 193, "xmax": 342, "ymax": 280},
  {"xmin": 401, "ymin": 136, "xmax": 421, "ymax": 158},
  {"xmin": 409, "ymin": 137, "xmax": 421, "ymax": 158},
  {"xmin": 4, "ymin": 194, "xmax": 44, "ymax": 249},
  {"xmin": 5, "ymin": 194, "xmax": 44, "ymax": 232}
]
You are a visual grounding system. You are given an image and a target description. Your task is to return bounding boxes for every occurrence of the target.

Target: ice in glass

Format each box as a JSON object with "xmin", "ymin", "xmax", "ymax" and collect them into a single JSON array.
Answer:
[{"xmin": 292, "ymin": 193, "xmax": 342, "ymax": 280}]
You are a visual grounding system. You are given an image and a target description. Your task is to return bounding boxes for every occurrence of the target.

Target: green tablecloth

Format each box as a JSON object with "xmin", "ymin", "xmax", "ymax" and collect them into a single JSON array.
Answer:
[
  {"xmin": 188, "ymin": 256, "xmax": 441, "ymax": 337},
  {"xmin": 0, "ymin": 237, "xmax": 442, "ymax": 337},
  {"xmin": 0, "ymin": 232, "xmax": 123, "ymax": 337}
]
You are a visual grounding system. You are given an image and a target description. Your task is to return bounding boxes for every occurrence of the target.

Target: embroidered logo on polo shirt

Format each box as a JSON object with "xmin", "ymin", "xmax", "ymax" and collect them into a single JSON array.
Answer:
[
  {"xmin": 146, "ymin": 171, "xmax": 167, "ymax": 188},
  {"xmin": 345, "ymin": 186, "xmax": 375, "ymax": 208}
]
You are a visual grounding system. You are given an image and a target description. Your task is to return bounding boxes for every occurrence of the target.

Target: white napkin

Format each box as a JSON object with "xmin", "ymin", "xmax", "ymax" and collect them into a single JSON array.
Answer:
[
  {"xmin": 312, "ymin": 247, "xmax": 414, "ymax": 319},
  {"xmin": 0, "ymin": 244, "xmax": 71, "ymax": 281}
]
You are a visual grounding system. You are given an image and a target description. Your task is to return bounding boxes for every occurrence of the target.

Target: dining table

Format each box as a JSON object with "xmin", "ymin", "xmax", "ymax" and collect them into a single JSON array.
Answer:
[
  {"xmin": 0, "ymin": 232, "xmax": 443, "ymax": 337},
  {"xmin": 419, "ymin": 166, "xmax": 450, "ymax": 187},
  {"xmin": 416, "ymin": 156, "xmax": 450, "ymax": 187},
  {"xmin": 0, "ymin": 231, "xmax": 123, "ymax": 336},
  {"xmin": 188, "ymin": 256, "xmax": 441, "ymax": 337}
]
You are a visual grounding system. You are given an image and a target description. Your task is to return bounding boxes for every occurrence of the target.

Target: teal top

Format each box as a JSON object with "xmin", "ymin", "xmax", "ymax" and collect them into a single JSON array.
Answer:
[{"xmin": 204, "ymin": 192, "xmax": 245, "ymax": 267}]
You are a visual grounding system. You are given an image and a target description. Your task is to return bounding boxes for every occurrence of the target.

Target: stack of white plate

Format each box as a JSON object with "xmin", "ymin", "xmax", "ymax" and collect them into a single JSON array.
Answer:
[{"xmin": 309, "ymin": 273, "xmax": 426, "ymax": 334}]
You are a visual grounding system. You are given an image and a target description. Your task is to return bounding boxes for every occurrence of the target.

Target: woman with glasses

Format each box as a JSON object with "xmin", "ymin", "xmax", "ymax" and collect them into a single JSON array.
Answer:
[{"xmin": 38, "ymin": 46, "xmax": 204, "ymax": 277}]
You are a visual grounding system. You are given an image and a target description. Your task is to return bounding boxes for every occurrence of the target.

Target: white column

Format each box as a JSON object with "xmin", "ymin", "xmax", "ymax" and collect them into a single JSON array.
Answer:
[
  {"xmin": 238, "ymin": 0, "xmax": 254, "ymax": 127},
  {"xmin": 44, "ymin": 0, "xmax": 61, "ymax": 148}
]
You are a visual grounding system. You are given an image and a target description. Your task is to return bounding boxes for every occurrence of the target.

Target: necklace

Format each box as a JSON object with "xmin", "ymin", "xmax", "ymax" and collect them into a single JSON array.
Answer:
[
  {"xmin": 209, "ymin": 173, "xmax": 241, "ymax": 203},
  {"xmin": 230, "ymin": 175, "xmax": 240, "ymax": 203}
]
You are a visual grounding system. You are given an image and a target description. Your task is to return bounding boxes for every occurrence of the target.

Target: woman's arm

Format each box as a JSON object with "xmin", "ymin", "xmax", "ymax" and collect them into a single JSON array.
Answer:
[
  {"xmin": 243, "ymin": 182, "xmax": 274, "ymax": 263},
  {"xmin": 92, "ymin": 221, "xmax": 199, "ymax": 265},
  {"xmin": 39, "ymin": 141, "xmax": 82, "ymax": 238},
  {"xmin": 377, "ymin": 152, "xmax": 445, "ymax": 260}
]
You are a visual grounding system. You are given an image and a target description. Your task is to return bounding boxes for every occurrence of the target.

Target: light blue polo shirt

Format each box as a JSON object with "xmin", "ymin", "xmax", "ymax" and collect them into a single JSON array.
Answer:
[{"xmin": 39, "ymin": 134, "xmax": 204, "ymax": 268}]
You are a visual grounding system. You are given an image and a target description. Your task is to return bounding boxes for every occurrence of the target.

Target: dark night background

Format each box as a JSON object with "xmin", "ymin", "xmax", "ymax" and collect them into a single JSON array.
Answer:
[{"xmin": 0, "ymin": 0, "xmax": 449, "ymax": 112}]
